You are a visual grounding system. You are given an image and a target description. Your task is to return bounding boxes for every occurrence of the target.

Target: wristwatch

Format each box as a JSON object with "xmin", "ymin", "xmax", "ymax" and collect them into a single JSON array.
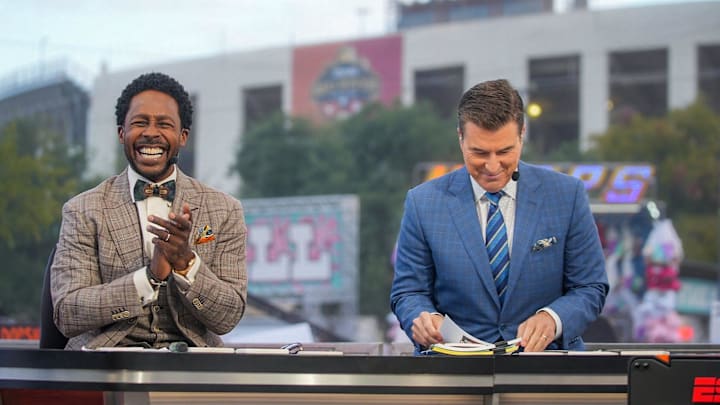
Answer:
[
  {"xmin": 173, "ymin": 254, "xmax": 196, "ymax": 277},
  {"xmin": 146, "ymin": 267, "xmax": 167, "ymax": 287}
]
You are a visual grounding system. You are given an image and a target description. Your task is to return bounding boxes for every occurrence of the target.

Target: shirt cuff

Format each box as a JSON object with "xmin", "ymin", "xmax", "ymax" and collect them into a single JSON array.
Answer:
[
  {"xmin": 134, "ymin": 267, "xmax": 158, "ymax": 306},
  {"xmin": 537, "ymin": 307, "xmax": 562, "ymax": 340}
]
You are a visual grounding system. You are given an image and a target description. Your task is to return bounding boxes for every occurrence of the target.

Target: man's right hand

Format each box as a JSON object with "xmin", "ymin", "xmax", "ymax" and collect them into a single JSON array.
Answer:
[
  {"xmin": 149, "ymin": 245, "xmax": 172, "ymax": 282},
  {"xmin": 411, "ymin": 311, "xmax": 444, "ymax": 347}
]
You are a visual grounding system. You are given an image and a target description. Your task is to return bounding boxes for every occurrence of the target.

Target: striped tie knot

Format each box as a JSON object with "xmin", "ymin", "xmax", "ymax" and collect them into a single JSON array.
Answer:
[
  {"xmin": 486, "ymin": 191, "xmax": 503, "ymax": 206},
  {"xmin": 485, "ymin": 191, "xmax": 509, "ymax": 305}
]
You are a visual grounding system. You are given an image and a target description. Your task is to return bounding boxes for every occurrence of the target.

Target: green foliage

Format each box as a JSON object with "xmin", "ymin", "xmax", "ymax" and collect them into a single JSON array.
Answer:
[
  {"xmin": 589, "ymin": 100, "xmax": 720, "ymax": 262},
  {"xmin": 522, "ymin": 139, "xmax": 590, "ymax": 163},
  {"xmin": 233, "ymin": 104, "xmax": 458, "ymax": 319},
  {"xmin": 0, "ymin": 121, "xmax": 81, "ymax": 248},
  {"xmin": 232, "ymin": 114, "xmax": 353, "ymax": 197},
  {"xmin": 0, "ymin": 119, "xmax": 86, "ymax": 322},
  {"xmin": 338, "ymin": 103, "xmax": 457, "ymax": 318},
  {"xmin": 673, "ymin": 213, "xmax": 718, "ymax": 262}
]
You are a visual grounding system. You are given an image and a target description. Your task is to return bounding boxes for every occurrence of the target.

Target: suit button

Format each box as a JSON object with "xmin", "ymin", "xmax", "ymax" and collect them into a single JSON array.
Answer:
[
  {"xmin": 152, "ymin": 305, "xmax": 160, "ymax": 313},
  {"xmin": 192, "ymin": 298, "xmax": 204, "ymax": 309},
  {"xmin": 128, "ymin": 318, "xmax": 136, "ymax": 324}
]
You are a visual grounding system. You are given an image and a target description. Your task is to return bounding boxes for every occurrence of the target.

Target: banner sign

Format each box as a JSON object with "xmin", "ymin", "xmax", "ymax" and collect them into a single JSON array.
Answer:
[
  {"xmin": 292, "ymin": 35, "xmax": 402, "ymax": 122},
  {"xmin": 414, "ymin": 162, "xmax": 656, "ymax": 205},
  {"xmin": 244, "ymin": 195, "xmax": 359, "ymax": 300}
]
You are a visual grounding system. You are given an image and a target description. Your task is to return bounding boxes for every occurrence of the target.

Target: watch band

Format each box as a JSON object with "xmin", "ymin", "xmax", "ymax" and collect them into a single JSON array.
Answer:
[
  {"xmin": 146, "ymin": 267, "xmax": 167, "ymax": 287},
  {"xmin": 173, "ymin": 255, "xmax": 196, "ymax": 277}
]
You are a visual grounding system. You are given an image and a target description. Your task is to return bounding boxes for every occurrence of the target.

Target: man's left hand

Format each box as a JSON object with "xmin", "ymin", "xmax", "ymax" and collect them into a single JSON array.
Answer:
[
  {"xmin": 517, "ymin": 311, "xmax": 556, "ymax": 352},
  {"xmin": 148, "ymin": 203, "xmax": 195, "ymax": 270}
]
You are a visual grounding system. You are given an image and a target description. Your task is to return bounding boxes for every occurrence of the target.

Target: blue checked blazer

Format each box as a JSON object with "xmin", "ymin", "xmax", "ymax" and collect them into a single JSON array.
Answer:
[{"xmin": 390, "ymin": 161, "xmax": 609, "ymax": 350}]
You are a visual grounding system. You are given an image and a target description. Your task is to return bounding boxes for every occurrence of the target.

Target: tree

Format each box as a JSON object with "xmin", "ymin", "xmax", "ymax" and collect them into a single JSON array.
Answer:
[
  {"xmin": 232, "ymin": 113, "xmax": 352, "ymax": 197},
  {"xmin": 0, "ymin": 120, "xmax": 86, "ymax": 322},
  {"xmin": 588, "ymin": 100, "xmax": 720, "ymax": 262},
  {"xmin": 233, "ymin": 103, "xmax": 458, "ymax": 321},
  {"xmin": 338, "ymin": 102, "xmax": 458, "ymax": 318}
]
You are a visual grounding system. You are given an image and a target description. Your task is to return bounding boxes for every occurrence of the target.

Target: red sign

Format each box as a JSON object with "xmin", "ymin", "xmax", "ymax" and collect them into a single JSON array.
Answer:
[
  {"xmin": 693, "ymin": 377, "xmax": 720, "ymax": 403},
  {"xmin": 292, "ymin": 35, "xmax": 402, "ymax": 122},
  {"xmin": 0, "ymin": 325, "xmax": 39, "ymax": 340}
]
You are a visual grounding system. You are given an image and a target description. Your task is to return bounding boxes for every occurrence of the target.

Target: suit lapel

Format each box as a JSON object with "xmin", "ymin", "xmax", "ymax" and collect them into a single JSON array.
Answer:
[
  {"xmin": 105, "ymin": 168, "xmax": 204, "ymax": 272},
  {"xmin": 504, "ymin": 162, "xmax": 542, "ymax": 305},
  {"xmin": 173, "ymin": 170, "xmax": 203, "ymax": 245},
  {"xmin": 105, "ymin": 168, "xmax": 145, "ymax": 270},
  {"xmin": 447, "ymin": 167, "xmax": 500, "ymax": 308}
]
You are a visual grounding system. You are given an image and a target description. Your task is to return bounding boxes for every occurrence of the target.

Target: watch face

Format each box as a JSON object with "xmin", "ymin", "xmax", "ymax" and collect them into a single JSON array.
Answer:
[{"xmin": 174, "ymin": 256, "xmax": 195, "ymax": 275}]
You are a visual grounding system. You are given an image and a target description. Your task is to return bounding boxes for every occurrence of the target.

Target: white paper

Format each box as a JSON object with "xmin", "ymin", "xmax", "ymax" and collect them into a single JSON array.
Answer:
[{"xmin": 439, "ymin": 314, "xmax": 492, "ymax": 345}]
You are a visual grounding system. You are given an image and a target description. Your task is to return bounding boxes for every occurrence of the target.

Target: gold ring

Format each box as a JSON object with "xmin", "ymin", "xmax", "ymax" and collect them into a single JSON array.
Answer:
[{"xmin": 165, "ymin": 232, "xmax": 171, "ymax": 242}]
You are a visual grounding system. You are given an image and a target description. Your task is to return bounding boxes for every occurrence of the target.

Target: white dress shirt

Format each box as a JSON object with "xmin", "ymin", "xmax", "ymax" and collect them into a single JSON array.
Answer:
[
  {"xmin": 469, "ymin": 175, "xmax": 562, "ymax": 340},
  {"xmin": 127, "ymin": 166, "xmax": 200, "ymax": 306}
]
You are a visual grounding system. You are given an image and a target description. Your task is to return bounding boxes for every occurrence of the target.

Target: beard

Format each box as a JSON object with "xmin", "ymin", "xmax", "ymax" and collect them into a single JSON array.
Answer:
[{"xmin": 124, "ymin": 144, "xmax": 175, "ymax": 182}]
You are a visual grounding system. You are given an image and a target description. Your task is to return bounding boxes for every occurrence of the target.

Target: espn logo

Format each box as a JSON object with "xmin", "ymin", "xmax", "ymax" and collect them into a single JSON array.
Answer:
[{"xmin": 693, "ymin": 377, "xmax": 720, "ymax": 403}]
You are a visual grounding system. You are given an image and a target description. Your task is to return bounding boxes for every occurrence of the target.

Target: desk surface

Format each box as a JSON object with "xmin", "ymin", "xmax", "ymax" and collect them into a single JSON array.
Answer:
[{"xmin": 0, "ymin": 348, "xmax": 631, "ymax": 395}]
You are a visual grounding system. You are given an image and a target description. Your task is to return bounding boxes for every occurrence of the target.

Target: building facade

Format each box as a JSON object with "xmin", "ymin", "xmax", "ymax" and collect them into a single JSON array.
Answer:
[
  {"xmin": 87, "ymin": 1, "xmax": 720, "ymax": 194},
  {"xmin": 0, "ymin": 60, "xmax": 90, "ymax": 147}
]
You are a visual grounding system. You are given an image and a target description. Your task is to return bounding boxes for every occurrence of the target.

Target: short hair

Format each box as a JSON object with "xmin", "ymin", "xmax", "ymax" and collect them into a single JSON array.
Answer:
[
  {"xmin": 115, "ymin": 72, "xmax": 193, "ymax": 130},
  {"xmin": 457, "ymin": 79, "xmax": 524, "ymax": 137}
]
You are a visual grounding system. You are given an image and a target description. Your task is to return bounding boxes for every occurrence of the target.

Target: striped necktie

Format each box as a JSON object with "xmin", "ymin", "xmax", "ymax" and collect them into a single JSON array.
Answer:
[{"xmin": 485, "ymin": 191, "xmax": 509, "ymax": 305}]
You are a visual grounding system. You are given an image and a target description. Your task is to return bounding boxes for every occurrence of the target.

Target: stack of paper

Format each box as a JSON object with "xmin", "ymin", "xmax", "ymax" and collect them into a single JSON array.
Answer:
[
  {"xmin": 428, "ymin": 342, "xmax": 519, "ymax": 356},
  {"xmin": 423, "ymin": 315, "xmax": 520, "ymax": 356}
]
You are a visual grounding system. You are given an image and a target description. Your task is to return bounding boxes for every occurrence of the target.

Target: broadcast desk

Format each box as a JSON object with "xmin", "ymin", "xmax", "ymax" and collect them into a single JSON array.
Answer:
[{"xmin": 0, "ymin": 346, "xmax": 637, "ymax": 405}]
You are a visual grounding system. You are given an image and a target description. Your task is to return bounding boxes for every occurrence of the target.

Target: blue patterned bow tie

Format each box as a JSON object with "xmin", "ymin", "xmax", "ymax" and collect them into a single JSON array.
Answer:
[{"xmin": 133, "ymin": 180, "xmax": 176, "ymax": 202}]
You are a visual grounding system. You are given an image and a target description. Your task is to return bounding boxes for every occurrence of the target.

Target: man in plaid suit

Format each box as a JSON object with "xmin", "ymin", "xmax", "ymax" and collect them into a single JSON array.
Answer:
[{"xmin": 51, "ymin": 72, "xmax": 247, "ymax": 350}]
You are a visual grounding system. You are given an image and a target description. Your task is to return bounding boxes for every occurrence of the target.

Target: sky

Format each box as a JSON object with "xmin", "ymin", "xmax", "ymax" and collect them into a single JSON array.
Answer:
[{"xmin": 0, "ymin": 0, "xmax": 710, "ymax": 85}]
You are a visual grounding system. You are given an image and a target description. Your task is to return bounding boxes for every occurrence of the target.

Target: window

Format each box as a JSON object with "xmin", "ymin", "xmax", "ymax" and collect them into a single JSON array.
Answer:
[
  {"xmin": 244, "ymin": 85, "xmax": 282, "ymax": 132},
  {"xmin": 699, "ymin": 44, "xmax": 720, "ymax": 113},
  {"xmin": 527, "ymin": 55, "xmax": 581, "ymax": 156},
  {"xmin": 398, "ymin": 10, "xmax": 435, "ymax": 29},
  {"xmin": 609, "ymin": 49, "xmax": 668, "ymax": 124},
  {"xmin": 448, "ymin": 4, "xmax": 489, "ymax": 22},
  {"xmin": 503, "ymin": 0, "xmax": 547, "ymax": 16},
  {"xmin": 414, "ymin": 66, "xmax": 465, "ymax": 120}
]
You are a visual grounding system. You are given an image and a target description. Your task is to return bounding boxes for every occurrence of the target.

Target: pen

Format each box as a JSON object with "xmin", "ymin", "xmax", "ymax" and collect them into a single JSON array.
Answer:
[
  {"xmin": 281, "ymin": 342, "xmax": 303, "ymax": 354},
  {"xmin": 495, "ymin": 338, "xmax": 521, "ymax": 348},
  {"xmin": 491, "ymin": 338, "xmax": 522, "ymax": 354}
]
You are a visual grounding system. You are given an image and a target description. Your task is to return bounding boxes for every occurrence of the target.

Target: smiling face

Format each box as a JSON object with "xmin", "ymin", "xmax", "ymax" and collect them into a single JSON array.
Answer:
[
  {"xmin": 118, "ymin": 90, "xmax": 187, "ymax": 182},
  {"xmin": 459, "ymin": 120, "xmax": 523, "ymax": 193}
]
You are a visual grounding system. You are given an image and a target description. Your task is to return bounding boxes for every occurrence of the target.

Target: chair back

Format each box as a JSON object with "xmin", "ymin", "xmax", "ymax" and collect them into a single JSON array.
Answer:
[{"xmin": 39, "ymin": 247, "xmax": 68, "ymax": 349}]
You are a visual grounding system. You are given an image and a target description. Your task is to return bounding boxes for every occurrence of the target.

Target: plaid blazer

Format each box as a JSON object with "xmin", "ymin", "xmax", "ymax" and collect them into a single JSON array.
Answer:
[{"xmin": 51, "ymin": 168, "xmax": 247, "ymax": 349}]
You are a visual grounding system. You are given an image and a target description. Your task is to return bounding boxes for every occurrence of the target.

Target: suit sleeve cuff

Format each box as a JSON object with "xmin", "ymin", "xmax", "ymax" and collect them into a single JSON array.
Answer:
[
  {"xmin": 172, "ymin": 252, "xmax": 201, "ymax": 289},
  {"xmin": 134, "ymin": 267, "xmax": 158, "ymax": 306},
  {"xmin": 537, "ymin": 307, "xmax": 562, "ymax": 339}
]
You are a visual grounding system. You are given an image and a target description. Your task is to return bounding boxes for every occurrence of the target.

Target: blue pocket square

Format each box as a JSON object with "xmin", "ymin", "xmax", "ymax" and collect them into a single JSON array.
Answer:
[{"xmin": 532, "ymin": 237, "xmax": 557, "ymax": 252}]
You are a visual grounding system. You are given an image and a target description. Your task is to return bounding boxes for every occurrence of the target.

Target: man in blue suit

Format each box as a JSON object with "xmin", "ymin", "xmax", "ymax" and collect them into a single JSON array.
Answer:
[{"xmin": 390, "ymin": 79, "xmax": 608, "ymax": 352}]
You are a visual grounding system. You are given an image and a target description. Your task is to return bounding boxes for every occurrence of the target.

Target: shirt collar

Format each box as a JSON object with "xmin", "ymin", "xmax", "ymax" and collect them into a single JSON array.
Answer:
[
  {"xmin": 470, "ymin": 174, "xmax": 517, "ymax": 204},
  {"xmin": 127, "ymin": 166, "xmax": 177, "ymax": 203}
]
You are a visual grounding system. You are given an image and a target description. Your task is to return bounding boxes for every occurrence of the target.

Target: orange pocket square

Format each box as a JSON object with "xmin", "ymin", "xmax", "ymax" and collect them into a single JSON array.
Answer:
[{"xmin": 195, "ymin": 225, "xmax": 216, "ymax": 244}]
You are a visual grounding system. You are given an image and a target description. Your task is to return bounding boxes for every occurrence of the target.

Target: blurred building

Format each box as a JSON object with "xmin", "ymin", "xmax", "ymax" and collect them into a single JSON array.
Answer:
[
  {"xmin": 396, "ymin": 0, "xmax": 555, "ymax": 29},
  {"xmin": 0, "ymin": 60, "xmax": 91, "ymax": 147},
  {"xmin": 87, "ymin": 1, "xmax": 720, "ymax": 193}
]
